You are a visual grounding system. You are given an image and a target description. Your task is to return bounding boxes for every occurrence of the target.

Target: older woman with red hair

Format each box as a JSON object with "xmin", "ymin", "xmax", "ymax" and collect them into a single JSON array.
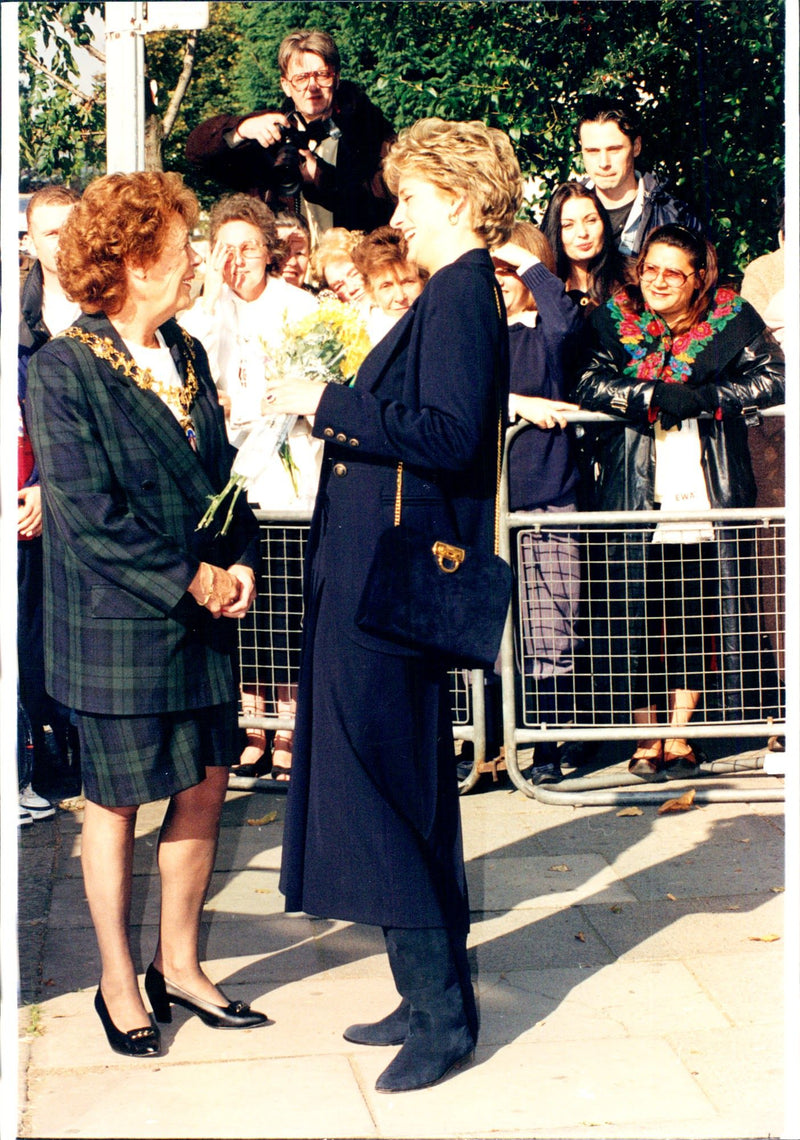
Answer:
[{"xmin": 27, "ymin": 171, "xmax": 270, "ymax": 1058}]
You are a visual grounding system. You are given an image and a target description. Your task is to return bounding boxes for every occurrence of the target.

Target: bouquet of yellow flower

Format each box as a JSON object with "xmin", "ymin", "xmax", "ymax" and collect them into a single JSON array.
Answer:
[
  {"xmin": 279, "ymin": 297, "xmax": 372, "ymax": 386},
  {"xmin": 197, "ymin": 298, "xmax": 371, "ymax": 536}
]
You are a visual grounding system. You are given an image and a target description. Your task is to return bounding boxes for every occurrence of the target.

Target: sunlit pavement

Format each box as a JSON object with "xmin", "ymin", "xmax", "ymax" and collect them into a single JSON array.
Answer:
[{"xmin": 17, "ymin": 744, "xmax": 788, "ymax": 1139}]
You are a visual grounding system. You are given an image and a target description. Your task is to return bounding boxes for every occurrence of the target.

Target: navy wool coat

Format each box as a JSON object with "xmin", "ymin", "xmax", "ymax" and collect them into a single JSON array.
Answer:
[
  {"xmin": 280, "ymin": 249, "xmax": 509, "ymax": 930},
  {"xmin": 26, "ymin": 313, "xmax": 260, "ymax": 718}
]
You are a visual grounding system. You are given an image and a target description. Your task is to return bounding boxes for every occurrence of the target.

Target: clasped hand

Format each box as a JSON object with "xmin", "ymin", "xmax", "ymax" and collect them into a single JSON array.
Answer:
[
  {"xmin": 188, "ymin": 562, "xmax": 256, "ymax": 619},
  {"xmin": 653, "ymin": 381, "xmax": 718, "ymax": 431}
]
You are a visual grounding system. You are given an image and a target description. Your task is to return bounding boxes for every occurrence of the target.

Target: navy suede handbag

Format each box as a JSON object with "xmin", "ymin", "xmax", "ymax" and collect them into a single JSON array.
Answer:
[{"xmin": 356, "ymin": 422, "xmax": 512, "ymax": 671}]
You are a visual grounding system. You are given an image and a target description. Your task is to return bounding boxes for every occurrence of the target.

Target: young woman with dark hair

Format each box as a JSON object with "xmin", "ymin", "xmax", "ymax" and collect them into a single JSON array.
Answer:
[{"xmin": 541, "ymin": 181, "xmax": 628, "ymax": 313}]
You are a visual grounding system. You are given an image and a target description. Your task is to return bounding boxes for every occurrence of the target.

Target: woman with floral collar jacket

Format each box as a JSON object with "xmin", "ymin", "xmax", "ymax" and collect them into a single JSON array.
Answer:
[{"xmin": 575, "ymin": 224, "xmax": 784, "ymax": 777}]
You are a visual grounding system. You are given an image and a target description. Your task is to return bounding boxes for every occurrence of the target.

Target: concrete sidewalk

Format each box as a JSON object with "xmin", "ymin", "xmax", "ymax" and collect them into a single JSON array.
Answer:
[{"xmin": 17, "ymin": 747, "xmax": 787, "ymax": 1139}]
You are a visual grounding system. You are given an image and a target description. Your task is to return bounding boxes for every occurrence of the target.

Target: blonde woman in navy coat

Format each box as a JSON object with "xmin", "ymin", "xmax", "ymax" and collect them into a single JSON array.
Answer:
[
  {"xmin": 27, "ymin": 173, "xmax": 269, "ymax": 1059},
  {"xmin": 266, "ymin": 119, "xmax": 523, "ymax": 1092}
]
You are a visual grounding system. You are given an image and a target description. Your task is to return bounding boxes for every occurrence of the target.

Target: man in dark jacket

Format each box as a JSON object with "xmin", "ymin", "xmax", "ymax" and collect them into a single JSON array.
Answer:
[
  {"xmin": 577, "ymin": 97, "xmax": 703, "ymax": 255},
  {"xmin": 186, "ymin": 29, "xmax": 395, "ymax": 238},
  {"xmin": 18, "ymin": 185, "xmax": 81, "ymax": 817}
]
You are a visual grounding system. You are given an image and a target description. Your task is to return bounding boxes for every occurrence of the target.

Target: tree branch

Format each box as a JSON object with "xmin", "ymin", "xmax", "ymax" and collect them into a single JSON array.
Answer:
[
  {"xmin": 53, "ymin": 10, "xmax": 106, "ymax": 64},
  {"xmin": 161, "ymin": 31, "xmax": 198, "ymax": 141},
  {"xmin": 21, "ymin": 50, "xmax": 90, "ymax": 104}
]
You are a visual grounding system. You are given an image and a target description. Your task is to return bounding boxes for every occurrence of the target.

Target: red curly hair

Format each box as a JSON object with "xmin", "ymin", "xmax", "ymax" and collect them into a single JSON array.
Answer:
[{"xmin": 57, "ymin": 171, "xmax": 199, "ymax": 315}]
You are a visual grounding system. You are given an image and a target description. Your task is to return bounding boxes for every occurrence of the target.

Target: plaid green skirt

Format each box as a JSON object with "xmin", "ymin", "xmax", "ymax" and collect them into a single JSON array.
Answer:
[{"xmin": 74, "ymin": 702, "xmax": 238, "ymax": 807}]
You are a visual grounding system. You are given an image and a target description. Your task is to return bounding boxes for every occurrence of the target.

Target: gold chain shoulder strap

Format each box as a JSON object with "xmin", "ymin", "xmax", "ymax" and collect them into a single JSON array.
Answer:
[{"xmin": 393, "ymin": 281, "xmax": 506, "ymax": 555}]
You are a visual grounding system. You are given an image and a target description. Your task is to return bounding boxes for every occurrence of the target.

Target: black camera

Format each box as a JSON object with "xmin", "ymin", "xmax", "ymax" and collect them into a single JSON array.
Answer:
[
  {"xmin": 272, "ymin": 114, "xmax": 311, "ymax": 198},
  {"xmin": 271, "ymin": 113, "xmax": 340, "ymax": 199}
]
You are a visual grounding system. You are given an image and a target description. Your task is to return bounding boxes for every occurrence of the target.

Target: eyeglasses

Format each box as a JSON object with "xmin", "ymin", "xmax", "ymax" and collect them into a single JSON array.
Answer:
[
  {"xmin": 640, "ymin": 262, "xmax": 696, "ymax": 288},
  {"xmin": 224, "ymin": 241, "xmax": 267, "ymax": 260},
  {"xmin": 286, "ymin": 68, "xmax": 337, "ymax": 91}
]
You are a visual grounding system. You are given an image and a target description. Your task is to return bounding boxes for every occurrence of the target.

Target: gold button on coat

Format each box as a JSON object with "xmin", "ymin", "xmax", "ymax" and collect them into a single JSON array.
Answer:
[{"xmin": 332, "ymin": 462, "xmax": 348, "ymax": 477}]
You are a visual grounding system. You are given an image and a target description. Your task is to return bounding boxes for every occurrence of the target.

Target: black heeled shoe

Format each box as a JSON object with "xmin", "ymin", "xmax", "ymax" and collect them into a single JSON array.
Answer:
[
  {"xmin": 94, "ymin": 988, "xmax": 161, "ymax": 1058},
  {"xmin": 144, "ymin": 963, "xmax": 271, "ymax": 1030}
]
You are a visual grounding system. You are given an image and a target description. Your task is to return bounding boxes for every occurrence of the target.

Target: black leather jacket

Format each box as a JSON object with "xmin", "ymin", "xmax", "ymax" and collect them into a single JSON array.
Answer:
[{"xmin": 575, "ymin": 294, "xmax": 785, "ymax": 511}]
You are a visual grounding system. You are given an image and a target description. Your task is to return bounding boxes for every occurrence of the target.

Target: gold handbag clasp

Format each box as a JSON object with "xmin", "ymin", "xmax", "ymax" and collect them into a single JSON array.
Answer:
[{"xmin": 432, "ymin": 541, "xmax": 465, "ymax": 573}]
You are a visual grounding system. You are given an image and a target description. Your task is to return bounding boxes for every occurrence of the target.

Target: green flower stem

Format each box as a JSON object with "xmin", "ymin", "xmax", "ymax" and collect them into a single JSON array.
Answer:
[{"xmin": 196, "ymin": 473, "xmax": 247, "ymax": 536}]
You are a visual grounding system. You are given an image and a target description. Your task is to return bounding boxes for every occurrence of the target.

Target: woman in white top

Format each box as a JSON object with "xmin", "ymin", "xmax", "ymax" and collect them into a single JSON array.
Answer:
[{"xmin": 182, "ymin": 194, "xmax": 320, "ymax": 779}]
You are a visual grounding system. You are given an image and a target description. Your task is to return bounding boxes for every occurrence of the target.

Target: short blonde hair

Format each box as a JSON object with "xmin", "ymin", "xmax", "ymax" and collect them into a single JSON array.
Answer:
[
  {"xmin": 57, "ymin": 171, "xmax": 198, "ymax": 315},
  {"xmin": 383, "ymin": 118, "xmax": 523, "ymax": 248},
  {"xmin": 310, "ymin": 227, "xmax": 364, "ymax": 282}
]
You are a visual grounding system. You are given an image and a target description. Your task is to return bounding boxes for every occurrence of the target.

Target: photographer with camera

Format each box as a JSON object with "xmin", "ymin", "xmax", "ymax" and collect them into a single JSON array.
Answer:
[{"xmin": 186, "ymin": 30, "xmax": 395, "ymax": 241}]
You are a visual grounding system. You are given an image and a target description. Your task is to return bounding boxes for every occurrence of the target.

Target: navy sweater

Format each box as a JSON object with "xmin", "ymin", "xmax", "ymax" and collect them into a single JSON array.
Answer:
[{"xmin": 507, "ymin": 261, "xmax": 583, "ymax": 511}]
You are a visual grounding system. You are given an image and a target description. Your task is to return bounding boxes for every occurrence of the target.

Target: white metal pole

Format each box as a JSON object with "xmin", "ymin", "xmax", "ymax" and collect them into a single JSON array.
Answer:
[{"xmin": 105, "ymin": 1, "xmax": 146, "ymax": 173}]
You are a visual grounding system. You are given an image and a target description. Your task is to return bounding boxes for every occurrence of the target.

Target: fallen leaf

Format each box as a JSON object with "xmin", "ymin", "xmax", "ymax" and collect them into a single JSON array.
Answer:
[
  {"xmin": 658, "ymin": 788, "xmax": 696, "ymax": 814},
  {"xmin": 737, "ymin": 837, "xmax": 752, "ymax": 844},
  {"xmin": 770, "ymin": 886, "xmax": 785, "ymax": 893},
  {"xmin": 666, "ymin": 893, "xmax": 677, "ymax": 901},
  {"xmin": 617, "ymin": 806, "xmax": 643, "ymax": 816},
  {"xmin": 254, "ymin": 888, "xmax": 272, "ymax": 894},
  {"xmin": 550, "ymin": 863, "xmax": 570, "ymax": 872},
  {"xmin": 247, "ymin": 811, "xmax": 278, "ymax": 827},
  {"xmin": 575, "ymin": 931, "xmax": 586, "ymax": 942},
  {"xmin": 610, "ymin": 904, "xmax": 623, "ymax": 913},
  {"xmin": 749, "ymin": 933, "xmax": 781, "ymax": 943}
]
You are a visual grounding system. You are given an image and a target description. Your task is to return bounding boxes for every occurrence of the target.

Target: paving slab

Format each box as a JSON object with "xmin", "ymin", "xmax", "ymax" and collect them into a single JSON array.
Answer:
[
  {"xmin": 25, "ymin": 1056, "xmax": 378, "ymax": 1139},
  {"xmin": 356, "ymin": 1037, "xmax": 718, "ymax": 1139},
  {"xmin": 15, "ymin": 771, "xmax": 791, "ymax": 1140}
]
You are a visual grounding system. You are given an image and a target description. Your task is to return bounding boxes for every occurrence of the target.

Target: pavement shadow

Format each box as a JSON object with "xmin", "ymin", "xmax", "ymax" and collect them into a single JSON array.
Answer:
[{"xmin": 18, "ymin": 763, "xmax": 783, "ymax": 1070}]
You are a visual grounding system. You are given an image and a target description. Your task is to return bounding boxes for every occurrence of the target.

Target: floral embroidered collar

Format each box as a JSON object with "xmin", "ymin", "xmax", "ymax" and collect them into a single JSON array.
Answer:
[{"xmin": 608, "ymin": 287, "xmax": 744, "ymax": 384}]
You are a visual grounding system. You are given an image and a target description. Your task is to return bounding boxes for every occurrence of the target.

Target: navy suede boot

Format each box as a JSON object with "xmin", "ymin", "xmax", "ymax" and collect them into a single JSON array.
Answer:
[
  {"xmin": 375, "ymin": 927, "xmax": 475, "ymax": 1092},
  {"xmin": 343, "ymin": 998, "xmax": 410, "ymax": 1045}
]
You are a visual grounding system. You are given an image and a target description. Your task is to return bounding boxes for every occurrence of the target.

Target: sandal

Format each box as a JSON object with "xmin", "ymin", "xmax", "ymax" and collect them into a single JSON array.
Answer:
[
  {"xmin": 663, "ymin": 739, "xmax": 703, "ymax": 775},
  {"xmin": 270, "ymin": 733, "xmax": 293, "ymax": 782},
  {"xmin": 231, "ymin": 730, "xmax": 272, "ymax": 777},
  {"xmin": 628, "ymin": 739, "xmax": 664, "ymax": 777}
]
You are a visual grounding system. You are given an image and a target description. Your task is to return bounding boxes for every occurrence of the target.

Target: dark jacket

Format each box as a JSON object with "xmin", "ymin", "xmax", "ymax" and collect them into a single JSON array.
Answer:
[
  {"xmin": 18, "ymin": 261, "xmax": 49, "ymax": 489},
  {"xmin": 575, "ymin": 289, "xmax": 784, "ymax": 511},
  {"xmin": 575, "ymin": 289, "xmax": 784, "ymax": 719},
  {"xmin": 581, "ymin": 171, "xmax": 703, "ymax": 255},
  {"xmin": 27, "ymin": 313, "xmax": 260, "ymax": 716},
  {"xmin": 506, "ymin": 260, "xmax": 583, "ymax": 511},
  {"xmin": 280, "ymin": 249, "xmax": 508, "ymax": 928},
  {"xmin": 186, "ymin": 80, "xmax": 395, "ymax": 232},
  {"xmin": 19, "ymin": 260, "xmax": 49, "ymax": 357}
]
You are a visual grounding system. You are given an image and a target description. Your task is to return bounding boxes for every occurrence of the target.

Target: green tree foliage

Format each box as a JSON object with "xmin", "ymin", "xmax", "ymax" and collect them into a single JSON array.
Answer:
[
  {"xmin": 19, "ymin": 1, "xmax": 106, "ymax": 187},
  {"xmin": 19, "ymin": 1, "xmax": 785, "ymax": 272}
]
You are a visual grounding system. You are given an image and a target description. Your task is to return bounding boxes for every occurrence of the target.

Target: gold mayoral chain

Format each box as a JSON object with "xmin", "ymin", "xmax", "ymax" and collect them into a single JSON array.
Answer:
[{"xmin": 63, "ymin": 326, "xmax": 199, "ymax": 446}]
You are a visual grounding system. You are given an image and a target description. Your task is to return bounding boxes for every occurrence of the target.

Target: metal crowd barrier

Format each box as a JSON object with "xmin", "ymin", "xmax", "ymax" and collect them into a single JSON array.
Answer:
[
  {"xmin": 234, "ymin": 409, "xmax": 785, "ymax": 805},
  {"xmin": 233, "ymin": 509, "xmax": 486, "ymax": 787},
  {"xmin": 496, "ymin": 411, "xmax": 786, "ymax": 802}
]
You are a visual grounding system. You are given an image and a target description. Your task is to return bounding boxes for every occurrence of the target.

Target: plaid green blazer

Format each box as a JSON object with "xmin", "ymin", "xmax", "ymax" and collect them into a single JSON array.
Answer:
[{"xmin": 27, "ymin": 313, "xmax": 259, "ymax": 716}]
